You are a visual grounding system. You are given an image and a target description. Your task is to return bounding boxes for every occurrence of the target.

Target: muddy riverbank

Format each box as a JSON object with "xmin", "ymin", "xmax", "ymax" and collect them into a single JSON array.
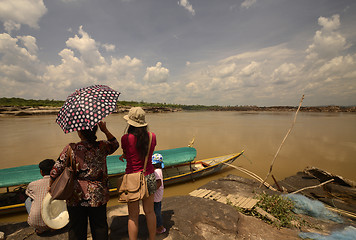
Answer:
[
  {"xmin": 0, "ymin": 105, "xmax": 355, "ymax": 117},
  {"xmin": 0, "ymin": 105, "xmax": 181, "ymax": 117}
]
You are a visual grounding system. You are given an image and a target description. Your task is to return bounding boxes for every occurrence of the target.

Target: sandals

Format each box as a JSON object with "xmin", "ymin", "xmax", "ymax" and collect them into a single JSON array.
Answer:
[{"xmin": 156, "ymin": 226, "xmax": 166, "ymax": 234}]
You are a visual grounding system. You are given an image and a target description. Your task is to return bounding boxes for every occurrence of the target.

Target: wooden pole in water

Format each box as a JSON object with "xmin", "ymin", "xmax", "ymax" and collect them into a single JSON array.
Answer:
[
  {"xmin": 272, "ymin": 175, "xmax": 283, "ymax": 192},
  {"xmin": 259, "ymin": 95, "xmax": 305, "ymax": 188}
]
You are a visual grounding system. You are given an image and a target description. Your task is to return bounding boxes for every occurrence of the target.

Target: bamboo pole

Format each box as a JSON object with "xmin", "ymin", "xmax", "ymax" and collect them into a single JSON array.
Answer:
[
  {"xmin": 259, "ymin": 95, "xmax": 304, "ymax": 188},
  {"xmin": 290, "ymin": 179, "xmax": 334, "ymax": 194},
  {"xmin": 223, "ymin": 163, "xmax": 277, "ymax": 191}
]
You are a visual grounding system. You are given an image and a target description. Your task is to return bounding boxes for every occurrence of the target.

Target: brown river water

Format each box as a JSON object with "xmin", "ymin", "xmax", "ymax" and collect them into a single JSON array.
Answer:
[{"xmin": 1, "ymin": 111, "xmax": 355, "ymax": 222}]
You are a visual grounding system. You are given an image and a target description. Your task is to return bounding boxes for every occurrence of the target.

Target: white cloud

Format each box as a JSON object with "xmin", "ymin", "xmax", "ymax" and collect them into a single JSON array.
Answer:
[
  {"xmin": 0, "ymin": 33, "xmax": 43, "ymax": 98},
  {"xmin": 17, "ymin": 36, "xmax": 38, "ymax": 55},
  {"xmin": 318, "ymin": 15, "xmax": 340, "ymax": 31},
  {"xmin": 178, "ymin": 0, "xmax": 195, "ymax": 16},
  {"xmin": 217, "ymin": 63, "xmax": 237, "ymax": 78},
  {"xmin": 173, "ymin": 46, "xmax": 292, "ymax": 105},
  {"xmin": 0, "ymin": 0, "xmax": 47, "ymax": 33},
  {"xmin": 44, "ymin": 49, "xmax": 86, "ymax": 91},
  {"xmin": 271, "ymin": 63, "xmax": 298, "ymax": 85},
  {"xmin": 319, "ymin": 55, "xmax": 355, "ymax": 77},
  {"xmin": 0, "ymin": 7, "xmax": 355, "ymax": 107},
  {"xmin": 102, "ymin": 43, "xmax": 116, "ymax": 52},
  {"xmin": 4, "ymin": 20, "xmax": 21, "ymax": 33},
  {"xmin": 238, "ymin": 61, "xmax": 261, "ymax": 78},
  {"xmin": 168, "ymin": 14, "xmax": 356, "ymax": 106},
  {"xmin": 221, "ymin": 45, "xmax": 295, "ymax": 64},
  {"xmin": 312, "ymin": 55, "xmax": 356, "ymax": 94},
  {"xmin": 207, "ymin": 63, "xmax": 237, "ymax": 79},
  {"xmin": 42, "ymin": 33, "xmax": 143, "ymax": 99},
  {"xmin": 66, "ymin": 26, "xmax": 105, "ymax": 67},
  {"xmin": 0, "ymin": 33, "xmax": 39, "ymax": 68},
  {"xmin": 241, "ymin": 0, "xmax": 257, "ymax": 9},
  {"xmin": 306, "ymin": 15, "xmax": 347, "ymax": 60},
  {"xmin": 41, "ymin": 50, "xmax": 143, "ymax": 99},
  {"xmin": 0, "ymin": 27, "xmax": 144, "ymax": 100},
  {"xmin": 143, "ymin": 62, "xmax": 170, "ymax": 83},
  {"xmin": 302, "ymin": 55, "xmax": 356, "ymax": 103}
]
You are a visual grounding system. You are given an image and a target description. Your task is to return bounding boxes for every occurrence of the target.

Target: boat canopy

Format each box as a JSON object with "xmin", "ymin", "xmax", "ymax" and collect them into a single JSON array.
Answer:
[
  {"xmin": 0, "ymin": 165, "xmax": 42, "ymax": 188},
  {"xmin": 0, "ymin": 147, "xmax": 197, "ymax": 188}
]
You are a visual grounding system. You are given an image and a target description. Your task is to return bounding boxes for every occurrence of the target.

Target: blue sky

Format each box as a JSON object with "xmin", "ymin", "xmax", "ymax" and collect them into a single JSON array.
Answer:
[{"xmin": 0, "ymin": 0, "xmax": 355, "ymax": 106}]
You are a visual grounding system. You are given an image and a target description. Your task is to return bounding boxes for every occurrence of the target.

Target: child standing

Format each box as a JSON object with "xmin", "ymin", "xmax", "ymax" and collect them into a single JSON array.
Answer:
[{"xmin": 152, "ymin": 153, "xmax": 166, "ymax": 234}]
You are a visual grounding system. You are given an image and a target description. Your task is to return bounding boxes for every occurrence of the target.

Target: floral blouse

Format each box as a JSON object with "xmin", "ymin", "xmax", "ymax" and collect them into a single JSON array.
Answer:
[{"xmin": 50, "ymin": 138, "xmax": 119, "ymax": 207}]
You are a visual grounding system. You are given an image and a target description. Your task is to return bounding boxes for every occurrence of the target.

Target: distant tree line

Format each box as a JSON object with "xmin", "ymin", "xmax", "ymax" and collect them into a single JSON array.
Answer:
[
  {"xmin": 118, "ymin": 100, "xmax": 221, "ymax": 111},
  {"xmin": 0, "ymin": 97, "xmax": 64, "ymax": 107},
  {"xmin": 0, "ymin": 97, "xmax": 354, "ymax": 112}
]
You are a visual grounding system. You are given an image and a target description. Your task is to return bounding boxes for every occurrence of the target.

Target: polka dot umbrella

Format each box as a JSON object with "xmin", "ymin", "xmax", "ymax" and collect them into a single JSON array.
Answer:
[{"xmin": 56, "ymin": 85, "xmax": 120, "ymax": 134}]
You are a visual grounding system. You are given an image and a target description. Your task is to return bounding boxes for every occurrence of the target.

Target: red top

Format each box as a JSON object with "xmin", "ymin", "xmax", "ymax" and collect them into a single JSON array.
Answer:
[{"xmin": 121, "ymin": 132, "xmax": 156, "ymax": 176}]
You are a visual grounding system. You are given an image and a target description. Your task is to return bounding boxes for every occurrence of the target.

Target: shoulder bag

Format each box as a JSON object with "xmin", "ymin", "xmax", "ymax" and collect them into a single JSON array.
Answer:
[
  {"xmin": 49, "ymin": 144, "xmax": 76, "ymax": 200},
  {"xmin": 118, "ymin": 133, "xmax": 152, "ymax": 203}
]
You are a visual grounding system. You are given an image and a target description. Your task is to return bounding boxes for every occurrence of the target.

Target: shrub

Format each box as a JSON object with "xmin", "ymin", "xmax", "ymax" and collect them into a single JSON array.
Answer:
[
  {"xmin": 256, "ymin": 193, "xmax": 296, "ymax": 228},
  {"xmin": 230, "ymin": 193, "xmax": 298, "ymax": 228}
]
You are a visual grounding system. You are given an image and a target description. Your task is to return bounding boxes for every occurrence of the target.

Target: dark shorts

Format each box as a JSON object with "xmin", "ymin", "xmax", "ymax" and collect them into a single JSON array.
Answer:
[{"xmin": 145, "ymin": 173, "xmax": 157, "ymax": 196}]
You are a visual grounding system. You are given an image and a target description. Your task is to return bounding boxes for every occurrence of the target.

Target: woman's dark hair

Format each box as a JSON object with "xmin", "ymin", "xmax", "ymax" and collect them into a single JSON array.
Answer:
[
  {"xmin": 128, "ymin": 125, "xmax": 149, "ymax": 159},
  {"xmin": 80, "ymin": 125, "xmax": 98, "ymax": 143},
  {"xmin": 39, "ymin": 159, "xmax": 55, "ymax": 175}
]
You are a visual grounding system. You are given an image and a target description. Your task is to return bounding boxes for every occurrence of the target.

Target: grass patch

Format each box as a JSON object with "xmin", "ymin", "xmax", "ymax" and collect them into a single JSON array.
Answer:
[
  {"xmin": 230, "ymin": 193, "xmax": 302, "ymax": 228},
  {"xmin": 256, "ymin": 193, "xmax": 296, "ymax": 228}
]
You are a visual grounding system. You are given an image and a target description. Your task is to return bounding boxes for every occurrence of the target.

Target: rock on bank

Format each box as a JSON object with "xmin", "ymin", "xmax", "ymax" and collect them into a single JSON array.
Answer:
[{"xmin": 1, "ymin": 195, "xmax": 299, "ymax": 240}]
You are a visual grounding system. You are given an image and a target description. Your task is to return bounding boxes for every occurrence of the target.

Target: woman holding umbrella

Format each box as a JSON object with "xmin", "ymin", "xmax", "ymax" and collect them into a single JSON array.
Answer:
[
  {"xmin": 50, "ymin": 121, "xmax": 119, "ymax": 240},
  {"xmin": 51, "ymin": 85, "xmax": 120, "ymax": 240},
  {"xmin": 119, "ymin": 107, "xmax": 157, "ymax": 240}
]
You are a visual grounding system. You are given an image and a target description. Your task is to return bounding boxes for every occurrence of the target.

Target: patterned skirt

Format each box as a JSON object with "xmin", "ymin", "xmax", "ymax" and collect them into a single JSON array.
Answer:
[{"xmin": 145, "ymin": 173, "xmax": 157, "ymax": 196}]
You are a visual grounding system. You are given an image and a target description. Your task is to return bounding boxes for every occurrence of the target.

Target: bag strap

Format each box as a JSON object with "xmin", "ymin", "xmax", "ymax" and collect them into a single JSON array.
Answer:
[
  {"xmin": 143, "ymin": 132, "xmax": 152, "ymax": 174},
  {"xmin": 67, "ymin": 144, "xmax": 75, "ymax": 172}
]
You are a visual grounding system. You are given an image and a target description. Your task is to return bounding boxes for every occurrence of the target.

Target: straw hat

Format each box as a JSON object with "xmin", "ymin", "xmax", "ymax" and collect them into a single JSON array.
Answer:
[
  {"xmin": 41, "ymin": 193, "xmax": 69, "ymax": 229},
  {"xmin": 123, "ymin": 107, "xmax": 148, "ymax": 127}
]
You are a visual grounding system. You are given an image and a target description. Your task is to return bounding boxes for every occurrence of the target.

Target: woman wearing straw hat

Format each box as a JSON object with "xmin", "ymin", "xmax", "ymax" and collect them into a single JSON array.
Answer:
[{"xmin": 119, "ymin": 107, "xmax": 157, "ymax": 240}]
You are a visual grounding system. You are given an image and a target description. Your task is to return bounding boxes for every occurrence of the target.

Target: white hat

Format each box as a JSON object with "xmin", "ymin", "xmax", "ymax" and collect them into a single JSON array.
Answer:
[
  {"xmin": 41, "ymin": 193, "xmax": 69, "ymax": 229},
  {"xmin": 123, "ymin": 107, "xmax": 148, "ymax": 127}
]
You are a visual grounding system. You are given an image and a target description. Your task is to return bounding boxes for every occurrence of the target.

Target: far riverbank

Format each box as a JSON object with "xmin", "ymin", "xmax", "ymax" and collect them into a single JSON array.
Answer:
[{"xmin": 0, "ymin": 104, "xmax": 355, "ymax": 117}]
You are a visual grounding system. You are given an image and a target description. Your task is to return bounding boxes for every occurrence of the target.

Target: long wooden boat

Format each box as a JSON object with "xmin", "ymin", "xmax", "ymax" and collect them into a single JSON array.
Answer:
[
  {"xmin": 0, "ymin": 148, "xmax": 244, "ymax": 214},
  {"xmin": 0, "ymin": 147, "xmax": 197, "ymax": 190},
  {"xmin": 108, "ymin": 151, "xmax": 244, "ymax": 192},
  {"xmin": 0, "ymin": 147, "xmax": 196, "ymax": 214},
  {"xmin": 162, "ymin": 151, "xmax": 244, "ymax": 185}
]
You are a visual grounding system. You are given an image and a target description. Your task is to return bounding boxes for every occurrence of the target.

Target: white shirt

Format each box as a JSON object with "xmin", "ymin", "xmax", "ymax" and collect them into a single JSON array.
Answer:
[{"xmin": 153, "ymin": 168, "xmax": 164, "ymax": 202}]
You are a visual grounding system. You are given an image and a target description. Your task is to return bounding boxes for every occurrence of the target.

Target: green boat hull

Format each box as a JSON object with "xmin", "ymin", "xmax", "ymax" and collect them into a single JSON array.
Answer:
[{"xmin": 0, "ymin": 147, "xmax": 197, "ymax": 188}]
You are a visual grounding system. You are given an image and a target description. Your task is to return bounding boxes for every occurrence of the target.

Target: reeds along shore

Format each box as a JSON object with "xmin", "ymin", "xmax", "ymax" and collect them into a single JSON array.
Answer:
[{"xmin": 0, "ymin": 105, "xmax": 355, "ymax": 117}]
